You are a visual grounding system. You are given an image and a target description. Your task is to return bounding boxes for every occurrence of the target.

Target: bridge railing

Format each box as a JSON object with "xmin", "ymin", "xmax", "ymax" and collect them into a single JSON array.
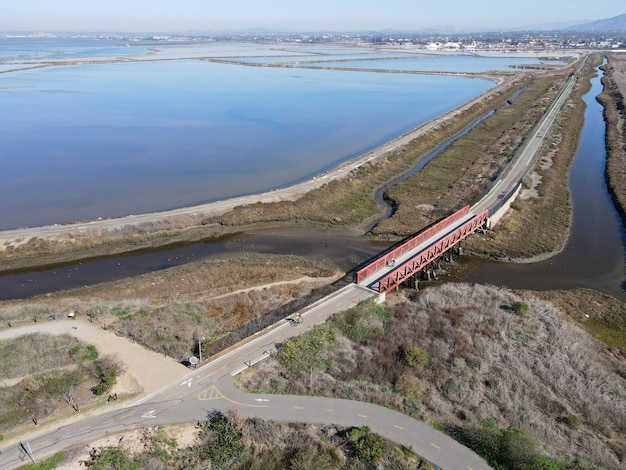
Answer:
[
  {"xmin": 373, "ymin": 210, "xmax": 489, "ymax": 293},
  {"xmin": 355, "ymin": 205, "xmax": 470, "ymax": 284}
]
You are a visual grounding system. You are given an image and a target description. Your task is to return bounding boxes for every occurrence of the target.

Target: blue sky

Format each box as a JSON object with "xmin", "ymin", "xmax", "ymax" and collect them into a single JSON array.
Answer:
[{"xmin": 2, "ymin": 0, "xmax": 624, "ymax": 33}]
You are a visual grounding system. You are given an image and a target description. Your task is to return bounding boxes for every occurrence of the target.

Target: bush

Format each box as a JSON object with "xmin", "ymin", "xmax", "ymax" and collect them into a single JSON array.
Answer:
[
  {"xmin": 485, "ymin": 378, "xmax": 500, "ymax": 389},
  {"xmin": 91, "ymin": 359, "xmax": 120, "ymax": 396},
  {"xmin": 565, "ymin": 415, "xmax": 581, "ymax": 429},
  {"xmin": 197, "ymin": 410, "xmax": 247, "ymax": 469},
  {"xmin": 82, "ymin": 345, "xmax": 99, "ymax": 361},
  {"xmin": 278, "ymin": 325, "xmax": 335, "ymax": 375},
  {"xmin": 348, "ymin": 426, "xmax": 385, "ymax": 463},
  {"xmin": 329, "ymin": 297, "xmax": 392, "ymax": 341},
  {"xmin": 84, "ymin": 446, "xmax": 144, "ymax": 469},
  {"xmin": 457, "ymin": 420, "xmax": 560, "ymax": 470},
  {"xmin": 395, "ymin": 372, "xmax": 427, "ymax": 400},
  {"xmin": 511, "ymin": 301, "xmax": 529, "ymax": 315},
  {"xmin": 401, "ymin": 346, "xmax": 430, "ymax": 369},
  {"xmin": 21, "ymin": 452, "xmax": 64, "ymax": 470}
]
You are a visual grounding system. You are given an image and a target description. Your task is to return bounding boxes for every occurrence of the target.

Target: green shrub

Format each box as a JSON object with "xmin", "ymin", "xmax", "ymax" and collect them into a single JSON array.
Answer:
[
  {"xmin": 348, "ymin": 426, "xmax": 385, "ymax": 463},
  {"xmin": 68, "ymin": 345, "xmax": 81, "ymax": 359},
  {"xmin": 84, "ymin": 446, "xmax": 144, "ymax": 469},
  {"xmin": 82, "ymin": 345, "xmax": 99, "ymax": 361},
  {"xmin": 329, "ymin": 297, "xmax": 392, "ymax": 341},
  {"xmin": 21, "ymin": 452, "xmax": 64, "ymax": 470},
  {"xmin": 279, "ymin": 325, "xmax": 335, "ymax": 375},
  {"xmin": 401, "ymin": 346, "xmax": 431, "ymax": 369},
  {"xmin": 565, "ymin": 415, "xmax": 581, "ymax": 429},
  {"xmin": 485, "ymin": 378, "xmax": 500, "ymax": 389},
  {"xmin": 41, "ymin": 371, "xmax": 86, "ymax": 398},
  {"xmin": 197, "ymin": 411, "xmax": 247, "ymax": 469},
  {"xmin": 511, "ymin": 301, "xmax": 529, "ymax": 315},
  {"xmin": 457, "ymin": 420, "xmax": 561, "ymax": 470},
  {"xmin": 91, "ymin": 360, "xmax": 120, "ymax": 396}
]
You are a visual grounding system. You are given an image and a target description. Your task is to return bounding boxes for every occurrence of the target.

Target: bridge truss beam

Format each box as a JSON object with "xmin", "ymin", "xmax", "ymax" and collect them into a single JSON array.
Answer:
[{"xmin": 372, "ymin": 210, "xmax": 489, "ymax": 293}]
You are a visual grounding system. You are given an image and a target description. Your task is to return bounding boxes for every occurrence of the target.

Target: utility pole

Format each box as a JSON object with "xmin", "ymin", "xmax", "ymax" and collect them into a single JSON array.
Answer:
[{"xmin": 199, "ymin": 337, "xmax": 205, "ymax": 363}]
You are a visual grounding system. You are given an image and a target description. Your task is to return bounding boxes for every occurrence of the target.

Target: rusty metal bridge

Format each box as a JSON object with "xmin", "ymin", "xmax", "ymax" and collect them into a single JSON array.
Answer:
[{"xmin": 355, "ymin": 205, "xmax": 489, "ymax": 293}]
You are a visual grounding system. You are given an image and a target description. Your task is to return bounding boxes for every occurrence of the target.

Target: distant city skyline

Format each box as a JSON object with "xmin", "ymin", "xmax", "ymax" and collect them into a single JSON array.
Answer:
[{"xmin": 2, "ymin": 1, "xmax": 624, "ymax": 33}]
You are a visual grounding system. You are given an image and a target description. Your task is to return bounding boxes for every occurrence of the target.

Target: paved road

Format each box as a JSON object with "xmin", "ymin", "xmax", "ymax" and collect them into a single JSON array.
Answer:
[
  {"xmin": 0, "ymin": 284, "xmax": 490, "ymax": 469},
  {"xmin": 355, "ymin": 69, "xmax": 580, "ymax": 289}
]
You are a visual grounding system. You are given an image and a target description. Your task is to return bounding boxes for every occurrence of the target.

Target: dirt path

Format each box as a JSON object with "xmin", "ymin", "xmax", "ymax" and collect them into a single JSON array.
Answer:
[{"xmin": 0, "ymin": 317, "xmax": 189, "ymax": 398}]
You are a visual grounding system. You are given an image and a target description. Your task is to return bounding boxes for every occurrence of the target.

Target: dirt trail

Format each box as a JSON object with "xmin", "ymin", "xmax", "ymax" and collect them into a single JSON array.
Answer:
[{"xmin": 0, "ymin": 317, "xmax": 189, "ymax": 397}]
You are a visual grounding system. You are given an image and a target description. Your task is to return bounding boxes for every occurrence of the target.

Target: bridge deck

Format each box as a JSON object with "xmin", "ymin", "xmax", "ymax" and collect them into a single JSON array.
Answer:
[{"xmin": 358, "ymin": 213, "xmax": 475, "ymax": 289}]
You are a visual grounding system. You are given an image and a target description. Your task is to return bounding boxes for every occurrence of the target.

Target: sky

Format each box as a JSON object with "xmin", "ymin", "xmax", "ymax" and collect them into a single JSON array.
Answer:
[{"xmin": 1, "ymin": 0, "xmax": 624, "ymax": 33}]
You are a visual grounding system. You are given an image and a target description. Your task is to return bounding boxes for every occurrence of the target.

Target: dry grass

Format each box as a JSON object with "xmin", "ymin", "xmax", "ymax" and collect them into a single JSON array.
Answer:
[
  {"xmin": 532, "ymin": 287, "xmax": 626, "ymax": 352},
  {"xmin": 375, "ymin": 75, "xmax": 567, "ymax": 238},
  {"xmin": 599, "ymin": 53, "xmax": 626, "ymax": 223},
  {"xmin": 0, "ymin": 333, "xmax": 82, "ymax": 380},
  {"xmin": 240, "ymin": 283, "xmax": 626, "ymax": 469},
  {"xmin": 0, "ymin": 254, "xmax": 338, "ymax": 359}
]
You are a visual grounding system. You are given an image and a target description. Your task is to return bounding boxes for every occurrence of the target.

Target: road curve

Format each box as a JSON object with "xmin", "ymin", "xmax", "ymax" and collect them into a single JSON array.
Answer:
[{"xmin": 0, "ymin": 285, "xmax": 490, "ymax": 469}]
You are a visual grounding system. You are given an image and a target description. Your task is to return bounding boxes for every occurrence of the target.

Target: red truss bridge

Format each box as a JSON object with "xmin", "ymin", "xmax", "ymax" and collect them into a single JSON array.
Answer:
[{"xmin": 355, "ymin": 205, "xmax": 489, "ymax": 293}]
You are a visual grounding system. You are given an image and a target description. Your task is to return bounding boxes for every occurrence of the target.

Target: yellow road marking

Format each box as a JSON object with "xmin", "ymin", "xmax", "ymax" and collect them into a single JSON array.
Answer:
[
  {"xmin": 393, "ymin": 425, "xmax": 404, "ymax": 430},
  {"xmin": 325, "ymin": 409, "xmax": 334, "ymax": 412},
  {"xmin": 163, "ymin": 393, "xmax": 174, "ymax": 400},
  {"xmin": 197, "ymin": 385, "xmax": 267, "ymax": 408},
  {"xmin": 198, "ymin": 386, "xmax": 223, "ymax": 401},
  {"xmin": 430, "ymin": 443, "xmax": 441, "ymax": 449},
  {"xmin": 79, "ymin": 426, "xmax": 91, "ymax": 431},
  {"xmin": 119, "ymin": 413, "xmax": 133, "ymax": 419}
]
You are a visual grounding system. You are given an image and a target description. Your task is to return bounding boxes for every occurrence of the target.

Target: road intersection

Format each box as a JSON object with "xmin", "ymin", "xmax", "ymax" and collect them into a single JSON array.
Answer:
[{"xmin": 0, "ymin": 284, "xmax": 490, "ymax": 469}]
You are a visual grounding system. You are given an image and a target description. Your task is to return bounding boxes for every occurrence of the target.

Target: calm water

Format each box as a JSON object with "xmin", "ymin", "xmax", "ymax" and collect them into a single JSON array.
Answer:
[
  {"xmin": 1, "ymin": 46, "xmax": 494, "ymax": 230},
  {"xmin": 466, "ymin": 66, "xmax": 626, "ymax": 299},
  {"xmin": 5, "ymin": 41, "xmax": 616, "ymax": 301}
]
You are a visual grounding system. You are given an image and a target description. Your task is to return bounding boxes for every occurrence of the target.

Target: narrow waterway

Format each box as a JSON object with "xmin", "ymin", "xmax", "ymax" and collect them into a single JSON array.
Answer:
[
  {"xmin": 369, "ymin": 110, "xmax": 494, "ymax": 229},
  {"xmin": 465, "ymin": 65, "xmax": 626, "ymax": 300}
]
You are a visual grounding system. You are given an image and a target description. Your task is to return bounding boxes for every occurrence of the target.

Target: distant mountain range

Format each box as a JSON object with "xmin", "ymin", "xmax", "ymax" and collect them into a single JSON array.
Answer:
[{"xmin": 567, "ymin": 14, "xmax": 626, "ymax": 32}]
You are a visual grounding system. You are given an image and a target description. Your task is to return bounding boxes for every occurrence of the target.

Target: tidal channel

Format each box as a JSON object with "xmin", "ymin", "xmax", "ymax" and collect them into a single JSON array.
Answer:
[{"xmin": 466, "ymin": 65, "xmax": 626, "ymax": 300}]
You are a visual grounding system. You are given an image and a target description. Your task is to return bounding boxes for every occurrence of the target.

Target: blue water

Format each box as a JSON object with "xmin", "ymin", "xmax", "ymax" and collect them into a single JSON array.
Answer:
[
  {"xmin": 0, "ymin": 37, "xmax": 150, "ymax": 60},
  {"xmin": 0, "ymin": 52, "xmax": 493, "ymax": 230}
]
